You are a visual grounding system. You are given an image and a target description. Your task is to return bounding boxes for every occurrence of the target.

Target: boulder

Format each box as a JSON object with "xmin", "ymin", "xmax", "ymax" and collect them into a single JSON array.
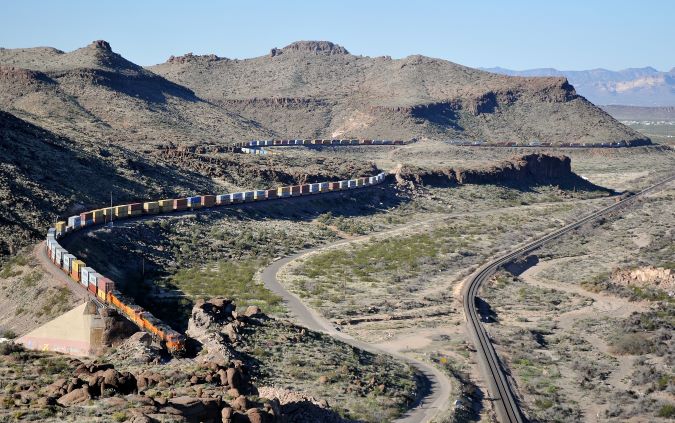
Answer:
[
  {"xmin": 221, "ymin": 406, "xmax": 233, "ymax": 422},
  {"xmin": 226, "ymin": 368, "xmax": 244, "ymax": 391},
  {"xmin": 243, "ymin": 306, "xmax": 261, "ymax": 317},
  {"xmin": 231, "ymin": 395, "xmax": 248, "ymax": 412},
  {"xmin": 167, "ymin": 396, "xmax": 221, "ymax": 421},
  {"xmin": 57, "ymin": 385, "xmax": 90, "ymax": 406},
  {"xmin": 246, "ymin": 408, "xmax": 269, "ymax": 423}
]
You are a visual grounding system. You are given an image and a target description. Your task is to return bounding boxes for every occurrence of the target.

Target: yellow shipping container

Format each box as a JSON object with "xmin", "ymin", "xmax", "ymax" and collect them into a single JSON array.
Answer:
[
  {"xmin": 102, "ymin": 207, "xmax": 114, "ymax": 217},
  {"xmin": 97, "ymin": 289, "xmax": 107, "ymax": 301},
  {"xmin": 143, "ymin": 202, "xmax": 159, "ymax": 214},
  {"xmin": 71, "ymin": 260, "xmax": 84, "ymax": 279},
  {"xmin": 114, "ymin": 205, "xmax": 129, "ymax": 218},
  {"xmin": 277, "ymin": 187, "xmax": 290, "ymax": 197},
  {"xmin": 55, "ymin": 221, "xmax": 67, "ymax": 233}
]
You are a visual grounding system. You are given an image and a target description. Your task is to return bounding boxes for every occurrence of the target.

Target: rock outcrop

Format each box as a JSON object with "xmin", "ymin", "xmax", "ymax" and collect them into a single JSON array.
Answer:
[
  {"xmin": 395, "ymin": 153, "xmax": 600, "ymax": 190},
  {"xmin": 611, "ymin": 267, "xmax": 675, "ymax": 295},
  {"xmin": 186, "ymin": 298, "xmax": 265, "ymax": 366}
]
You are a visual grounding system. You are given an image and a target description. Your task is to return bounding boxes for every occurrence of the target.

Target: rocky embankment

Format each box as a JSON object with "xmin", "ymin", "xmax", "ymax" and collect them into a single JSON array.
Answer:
[
  {"xmin": 611, "ymin": 266, "xmax": 675, "ymax": 295},
  {"xmin": 1, "ymin": 298, "xmax": 347, "ymax": 422},
  {"xmin": 395, "ymin": 153, "xmax": 603, "ymax": 190}
]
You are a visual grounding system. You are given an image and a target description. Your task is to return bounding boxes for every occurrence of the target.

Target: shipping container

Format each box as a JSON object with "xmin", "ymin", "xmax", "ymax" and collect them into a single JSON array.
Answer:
[
  {"xmin": 143, "ymin": 202, "xmax": 159, "ymax": 214},
  {"xmin": 129, "ymin": 203, "xmax": 143, "ymax": 216},
  {"xmin": 71, "ymin": 260, "xmax": 84, "ymax": 282},
  {"xmin": 290, "ymin": 185, "xmax": 301, "ymax": 196},
  {"xmin": 55, "ymin": 247, "xmax": 65, "ymax": 267},
  {"xmin": 348, "ymin": 179, "xmax": 357, "ymax": 189},
  {"xmin": 368, "ymin": 176, "xmax": 376, "ymax": 185},
  {"xmin": 363, "ymin": 140, "xmax": 373, "ymax": 145},
  {"xmin": 68, "ymin": 215, "xmax": 81, "ymax": 230},
  {"xmin": 174, "ymin": 198, "xmax": 188, "ymax": 211},
  {"xmin": 393, "ymin": 140, "xmax": 404, "ymax": 145},
  {"xmin": 329, "ymin": 182, "xmax": 340, "ymax": 190},
  {"xmin": 309, "ymin": 183, "xmax": 321, "ymax": 194},
  {"xmin": 113, "ymin": 205, "xmax": 129, "ymax": 218},
  {"xmin": 254, "ymin": 190, "xmax": 267, "ymax": 201},
  {"xmin": 381, "ymin": 140, "xmax": 393, "ymax": 145},
  {"xmin": 216, "ymin": 194, "xmax": 230, "ymax": 205},
  {"xmin": 88, "ymin": 283, "xmax": 97, "ymax": 295},
  {"xmin": 187, "ymin": 196, "xmax": 202, "ymax": 209},
  {"xmin": 158, "ymin": 199, "xmax": 174, "ymax": 212},
  {"xmin": 373, "ymin": 140, "xmax": 383, "ymax": 145},
  {"xmin": 265, "ymin": 189, "xmax": 278, "ymax": 199},
  {"xmin": 80, "ymin": 267, "xmax": 94, "ymax": 287},
  {"xmin": 319, "ymin": 182, "xmax": 330, "ymax": 192},
  {"xmin": 55, "ymin": 221, "xmax": 67, "ymax": 234},
  {"xmin": 201, "ymin": 195, "xmax": 216, "ymax": 208},
  {"xmin": 93, "ymin": 209, "xmax": 105, "ymax": 224},
  {"xmin": 339, "ymin": 180, "xmax": 349, "ymax": 189},
  {"xmin": 47, "ymin": 227, "xmax": 56, "ymax": 238},
  {"xmin": 300, "ymin": 184, "xmax": 311, "ymax": 195},
  {"xmin": 230, "ymin": 192, "xmax": 244, "ymax": 203},
  {"xmin": 80, "ymin": 211, "xmax": 94, "ymax": 226},
  {"xmin": 242, "ymin": 191, "xmax": 254, "ymax": 202},
  {"xmin": 97, "ymin": 277, "xmax": 114, "ymax": 302},
  {"xmin": 88, "ymin": 271, "xmax": 99, "ymax": 287},
  {"xmin": 102, "ymin": 208, "xmax": 114, "ymax": 219},
  {"xmin": 277, "ymin": 187, "xmax": 290, "ymax": 198},
  {"xmin": 62, "ymin": 254, "xmax": 75, "ymax": 274}
]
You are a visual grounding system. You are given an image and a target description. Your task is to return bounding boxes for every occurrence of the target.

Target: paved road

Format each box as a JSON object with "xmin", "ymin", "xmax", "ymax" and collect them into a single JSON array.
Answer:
[
  {"xmin": 461, "ymin": 174, "xmax": 674, "ymax": 423},
  {"xmin": 261, "ymin": 251, "xmax": 453, "ymax": 423}
]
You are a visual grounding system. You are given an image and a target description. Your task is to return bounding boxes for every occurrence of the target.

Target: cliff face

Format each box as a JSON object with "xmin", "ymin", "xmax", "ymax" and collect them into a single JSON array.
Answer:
[{"xmin": 395, "ymin": 154, "xmax": 594, "ymax": 189}]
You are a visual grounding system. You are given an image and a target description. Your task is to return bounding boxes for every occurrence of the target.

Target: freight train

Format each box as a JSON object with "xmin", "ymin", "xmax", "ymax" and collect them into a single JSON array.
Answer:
[
  {"xmin": 444, "ymin": 139, "xmax": 633, "ymax": 148},
  {"xmin": 45, "ymin": 141, "xmax": 394, "ymax": 355}
]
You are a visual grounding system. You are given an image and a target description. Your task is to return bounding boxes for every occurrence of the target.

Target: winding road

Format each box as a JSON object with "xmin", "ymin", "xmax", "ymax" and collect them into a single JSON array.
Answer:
[
  {"xmin": 461, "ymin": 174, "xmax": 675, "ymax": 423},
  {"xmin": 261, "ymin": 251, "xmax": 453, "ymax": 423}
]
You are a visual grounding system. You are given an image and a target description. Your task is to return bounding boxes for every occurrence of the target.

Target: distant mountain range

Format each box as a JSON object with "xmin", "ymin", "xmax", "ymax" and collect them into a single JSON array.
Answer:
[{"xmin": 482, "ymin": 66, "xmax": 675, "ymax": 107}]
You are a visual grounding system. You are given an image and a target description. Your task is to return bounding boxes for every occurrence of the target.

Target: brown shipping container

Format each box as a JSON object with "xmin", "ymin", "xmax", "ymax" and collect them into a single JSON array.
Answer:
[
  {"xmin": 158, "ymin": 199, "xmax": 174, "ymax": 212},
  {"xmin": 201, "ymin": 195, "xmax": 216, "ymax": 207},
  {"xmin": 92, "ymin": 209, "xmax": 104, "ymax": 224},
  {"xmin": 174, "ymin": 198, "xmax": 188, "ymax": 211},
  {"xmin": 329, "ymin": 182, "xmax": 340, "ymax": 190},
  {"xmin": 300, "ymin": 184, "xmax": 311, "ymax": 195},
  {"xmin": 290, "ymin": 185, "xmax": 301, "ymax": 195},
  {"xmin": 143, "ymin": 202, "xmax": 159, "ymax": 214},
  {"xmin": 129, "ymin": 203, "xmax": 143, "ymax": 216},
  {"xmin": 266, "ymin": 189, "xmax": 278, "ymax": 199}
]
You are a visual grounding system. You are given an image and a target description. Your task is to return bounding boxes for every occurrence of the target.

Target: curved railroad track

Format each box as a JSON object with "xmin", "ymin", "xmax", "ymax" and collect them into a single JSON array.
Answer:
[{"xmin": 462, "ymin": 174, "xmax": 675, "ymax": 423}]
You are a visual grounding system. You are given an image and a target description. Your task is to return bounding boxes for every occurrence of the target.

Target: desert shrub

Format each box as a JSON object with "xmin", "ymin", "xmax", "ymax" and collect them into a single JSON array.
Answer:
[
  {"xmin": 0, "ymin": 342, "xmax": 23, "ymax": 355},
  {"xmin": 658, "ymin": 403, "xmax": 675, "ymax": 418},
  {"xmin": 610, "ymin": 333, "xmax": 653, "ymax": 355},
  {"xmin": 1, "ymin": 330, "xmax": 16, "ymax": 339}
]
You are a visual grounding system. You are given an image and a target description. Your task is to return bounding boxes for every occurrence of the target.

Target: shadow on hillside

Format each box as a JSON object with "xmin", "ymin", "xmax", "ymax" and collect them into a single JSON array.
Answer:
[
  {"xmin": 416, "ymin": 172, "xmax": 614, "ymax": 195},
  {"xmin": 65, "ymin": 69, "xmax": 200, "ymax": 104}
]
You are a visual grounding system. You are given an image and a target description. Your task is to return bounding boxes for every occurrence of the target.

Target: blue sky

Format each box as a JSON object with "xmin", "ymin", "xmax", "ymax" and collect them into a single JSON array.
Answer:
[{"xmin": 1, "ymin": 0, "xmax": 673, "ymax": 71}]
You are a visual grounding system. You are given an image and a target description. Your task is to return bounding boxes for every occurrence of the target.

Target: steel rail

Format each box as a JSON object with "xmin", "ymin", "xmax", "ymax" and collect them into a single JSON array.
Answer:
[{"xmin": 462, "ymin": 174, "xmax": 674, "ymax": 423}]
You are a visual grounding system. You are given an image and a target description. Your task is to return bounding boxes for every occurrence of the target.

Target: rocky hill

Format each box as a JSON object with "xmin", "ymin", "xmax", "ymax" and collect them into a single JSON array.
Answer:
[
  {"xmin": 0, "ymin": 41, "xmax": 271, "ymax": 150},
  {"xmin": 0, "ymin": 40, "xmax": 648, "ymax": 147},
  {"xmin": 150, "ymin": 40, "xmax": 647, "ymax": 145},
  {"xmin": 485, "ymin": 66, "xmax": 675, "ymax": 107}
]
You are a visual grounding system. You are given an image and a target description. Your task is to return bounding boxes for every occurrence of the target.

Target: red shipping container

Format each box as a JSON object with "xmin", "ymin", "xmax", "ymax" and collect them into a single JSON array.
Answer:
[
  {"xmin": 88, "ymin": 283, "xmax": 97, "ymax": 295},
  {"xmin": 174, "ymin": 198, "xmax": 188, "ymax": 211},
  {"xmin": 201, "ymin": 195, "xmax": 216, "ymax": 207},
  {"xmin": 300, "ymin": 184, "xmax": 311, "ymax": 195},
  {"xmin": 329, "ymin": 182, "xmax": 340, "ymax": 190}
]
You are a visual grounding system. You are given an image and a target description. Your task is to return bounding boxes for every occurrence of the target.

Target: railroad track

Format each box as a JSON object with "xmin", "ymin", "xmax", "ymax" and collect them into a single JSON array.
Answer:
[{"xmin": 462, "ymin": 174, "xmax": 675, "ymax": 423}]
